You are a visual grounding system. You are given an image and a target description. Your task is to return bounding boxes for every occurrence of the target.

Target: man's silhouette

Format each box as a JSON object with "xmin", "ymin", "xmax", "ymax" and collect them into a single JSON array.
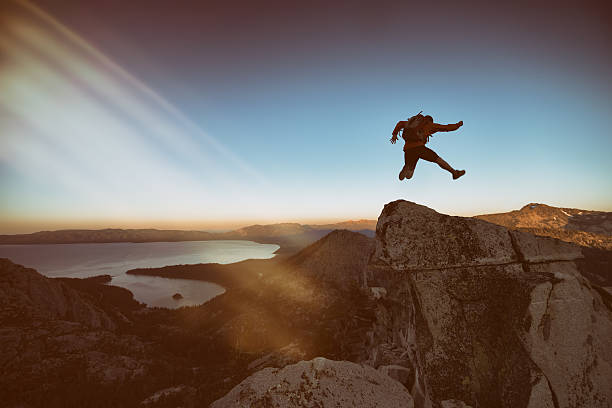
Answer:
[{"xmin": 391, "ymin": 114, "xmax": 466, "ymax": 180}]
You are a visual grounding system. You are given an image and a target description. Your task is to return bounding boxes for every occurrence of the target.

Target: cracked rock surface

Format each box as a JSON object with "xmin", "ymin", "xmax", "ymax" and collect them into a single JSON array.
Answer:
[{"xmin": 366, "ymin": 200, "xmax": 612, "ymax": 408}]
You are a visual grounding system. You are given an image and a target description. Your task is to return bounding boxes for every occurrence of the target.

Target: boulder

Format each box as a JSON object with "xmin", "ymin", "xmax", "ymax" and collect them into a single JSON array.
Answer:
[{"xmin": 210, "ymin": 357, "xmax": 414, "ymax": 407}]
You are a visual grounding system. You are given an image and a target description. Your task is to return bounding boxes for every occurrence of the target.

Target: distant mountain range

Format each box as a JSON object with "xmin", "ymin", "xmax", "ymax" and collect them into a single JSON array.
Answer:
[
  {"xmin": 476, "ymin": 202, "xmax": 612, "ymax": 234},
  {"xmin": 2, "ymin": 203, "xmax": 611, "ymax": 252},
  {"xmin": 476, "ymin": 203, "xmax": 612, "ymax": 250},
  {"xmin": 0, "ymin": 220, "xmax": 377, "ymax": 253}
]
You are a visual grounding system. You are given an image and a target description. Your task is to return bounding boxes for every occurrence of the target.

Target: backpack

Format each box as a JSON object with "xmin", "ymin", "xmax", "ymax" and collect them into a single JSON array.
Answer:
[{"xmin": 401, "ymin": 113, "xmax": 427, "ymax": 143}]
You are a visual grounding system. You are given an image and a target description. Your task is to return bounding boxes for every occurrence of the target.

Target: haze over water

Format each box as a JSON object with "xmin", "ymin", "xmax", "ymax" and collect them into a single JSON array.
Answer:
[{"xmin": 0, "ymin": 240, "xmax": 279, "ymax": 308}]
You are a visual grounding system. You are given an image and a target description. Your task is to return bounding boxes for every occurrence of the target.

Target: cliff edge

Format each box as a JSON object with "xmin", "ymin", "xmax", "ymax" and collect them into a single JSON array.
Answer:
[{"xmin": 365, "ymin": 200, "xmax": 612, "ymax": 408}]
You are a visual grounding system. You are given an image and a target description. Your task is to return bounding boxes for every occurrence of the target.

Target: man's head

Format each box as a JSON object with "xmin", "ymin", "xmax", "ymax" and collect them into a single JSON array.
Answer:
[{"xmin": 423, "ymin": 115, "xmax": 434, "ymax": 124}]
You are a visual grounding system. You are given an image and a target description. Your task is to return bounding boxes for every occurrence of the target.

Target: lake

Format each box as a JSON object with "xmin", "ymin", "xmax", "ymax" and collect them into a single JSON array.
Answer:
[{"xmin": 0, "ymin": 240, "xmax": 279, "ymax": 308}]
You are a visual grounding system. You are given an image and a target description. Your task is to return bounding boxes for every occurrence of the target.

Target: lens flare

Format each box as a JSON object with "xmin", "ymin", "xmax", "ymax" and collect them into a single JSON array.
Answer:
[{"xmin": 0, "ymin": 0, "xmax": 267, "ymax": 229}]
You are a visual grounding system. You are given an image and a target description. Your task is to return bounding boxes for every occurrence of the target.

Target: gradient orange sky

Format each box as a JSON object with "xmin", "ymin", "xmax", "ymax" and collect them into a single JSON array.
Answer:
[{"xmin": 1, "ymin": 0, "xmax": 611, "ymax": 234}]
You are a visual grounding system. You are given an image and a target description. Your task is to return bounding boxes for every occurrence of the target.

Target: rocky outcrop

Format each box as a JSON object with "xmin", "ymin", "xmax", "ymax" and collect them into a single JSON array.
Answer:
[
  {"xmin": 371, "ymin": 202, "xmax": 581, "ymax": 271},
  {"xmin": 210, "ymin": 357, "xmax": 414, "ymax": 407},
  {"xmin": 366, "ymin": 200, "xmax": 612, "ymax": 408}
]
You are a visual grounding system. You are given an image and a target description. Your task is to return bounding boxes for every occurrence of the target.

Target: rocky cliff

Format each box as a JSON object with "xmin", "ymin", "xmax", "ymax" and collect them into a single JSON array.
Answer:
[
  {"xmin": 212, "ymin": 201, "xmax": 612, "ymax": 408},
  {"xmin": 366, "ymin": 200, "xmax": 612, "ymax": 408}
]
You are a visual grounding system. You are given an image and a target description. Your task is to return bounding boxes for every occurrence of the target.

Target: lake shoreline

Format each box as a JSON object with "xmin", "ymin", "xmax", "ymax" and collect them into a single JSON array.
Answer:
[{"xmin": 126, "ymin": 255, "xmax": 292, "ymax": 292}]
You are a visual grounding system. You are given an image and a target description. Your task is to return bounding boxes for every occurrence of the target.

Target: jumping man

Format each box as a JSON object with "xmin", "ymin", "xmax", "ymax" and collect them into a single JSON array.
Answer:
[{"xmin": 391, "ymin": 113, "xmax": 466, "ymax": 180}]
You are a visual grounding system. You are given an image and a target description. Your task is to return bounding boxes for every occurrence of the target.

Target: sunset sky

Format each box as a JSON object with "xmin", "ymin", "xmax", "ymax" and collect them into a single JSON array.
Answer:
[{"xmin": 1, "ymin": 0, "xmax": 611, "ymax": 233}]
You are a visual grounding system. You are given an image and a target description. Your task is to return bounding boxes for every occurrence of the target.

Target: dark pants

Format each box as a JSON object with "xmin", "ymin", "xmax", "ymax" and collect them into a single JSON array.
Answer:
[{"xmin": 404, "ymin": 146, "xmax": 439, "ymax": 170}]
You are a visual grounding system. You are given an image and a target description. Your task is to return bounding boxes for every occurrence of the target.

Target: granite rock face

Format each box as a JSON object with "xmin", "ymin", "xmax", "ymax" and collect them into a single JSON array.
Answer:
[
  {"xmin": 371, "ymin": 201, "xmax": 581, "ymax": 271},
  {"xmin": 366, "ymin": 200, "xmax": 612, "ymax": 408},
  {"xmin": 210, "ymin": 357, "xmax": 414, "ymax": 408}
]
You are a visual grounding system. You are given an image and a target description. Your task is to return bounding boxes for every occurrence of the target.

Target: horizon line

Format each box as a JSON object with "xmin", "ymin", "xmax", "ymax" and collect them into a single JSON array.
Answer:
[
  {"xmin": 0, "ymin": 217, "xmax": 379, "ymax": 235},
  {"xmin": 3, "ymin": 200, "xmax": 611, "ymax": 235}
]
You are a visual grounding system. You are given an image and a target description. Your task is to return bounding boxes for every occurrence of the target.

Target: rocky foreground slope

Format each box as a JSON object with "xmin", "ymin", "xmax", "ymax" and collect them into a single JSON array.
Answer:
[
  {"xmin": 0, "ymin": 259, "xmax": 181, "ymax": 407},
  {"xmin": 213, "ymin": 201, "xmax": 612, "ymax": 408}
]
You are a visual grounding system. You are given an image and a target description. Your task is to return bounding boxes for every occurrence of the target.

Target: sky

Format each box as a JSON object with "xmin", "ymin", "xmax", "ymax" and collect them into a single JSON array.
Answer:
[{"xmin": 1, "ymin": 0, "xmax": 611, "ymax": 233}]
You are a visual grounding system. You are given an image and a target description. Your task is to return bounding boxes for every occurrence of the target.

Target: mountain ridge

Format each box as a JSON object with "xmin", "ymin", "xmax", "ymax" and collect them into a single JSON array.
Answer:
[
  {"xmin": 0, "ymin": 220, "xmax": 377, "ymax": 246},
  {"xmin": 476, "ymin": 202, "xmax": 612, "ymax": 237}
]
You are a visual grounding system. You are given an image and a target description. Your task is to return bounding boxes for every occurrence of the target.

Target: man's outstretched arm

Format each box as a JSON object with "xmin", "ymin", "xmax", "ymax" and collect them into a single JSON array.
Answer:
[
  {"xmin": 431, "ymin": 121, "xmax": 463, "ymax": 133},
  {"xmin": 390, "ymin": 121, "xmax": 406, "ymax": 144}
]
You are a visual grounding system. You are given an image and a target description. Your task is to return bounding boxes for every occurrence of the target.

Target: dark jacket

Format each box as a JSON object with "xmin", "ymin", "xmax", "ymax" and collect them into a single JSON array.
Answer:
[{"xmin": 392, "ymin": 121, "xmax": 461, "ymax": 151}]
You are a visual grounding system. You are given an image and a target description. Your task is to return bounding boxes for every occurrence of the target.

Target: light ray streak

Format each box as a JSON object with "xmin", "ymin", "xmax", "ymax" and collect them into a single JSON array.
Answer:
[
  {"xmin": 14, "ymin": 0, "xmax": 267, "ymax": 185},
  {"xmin": 0, "ymin": 0, "xmax": 270, "ymax": 227}
]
